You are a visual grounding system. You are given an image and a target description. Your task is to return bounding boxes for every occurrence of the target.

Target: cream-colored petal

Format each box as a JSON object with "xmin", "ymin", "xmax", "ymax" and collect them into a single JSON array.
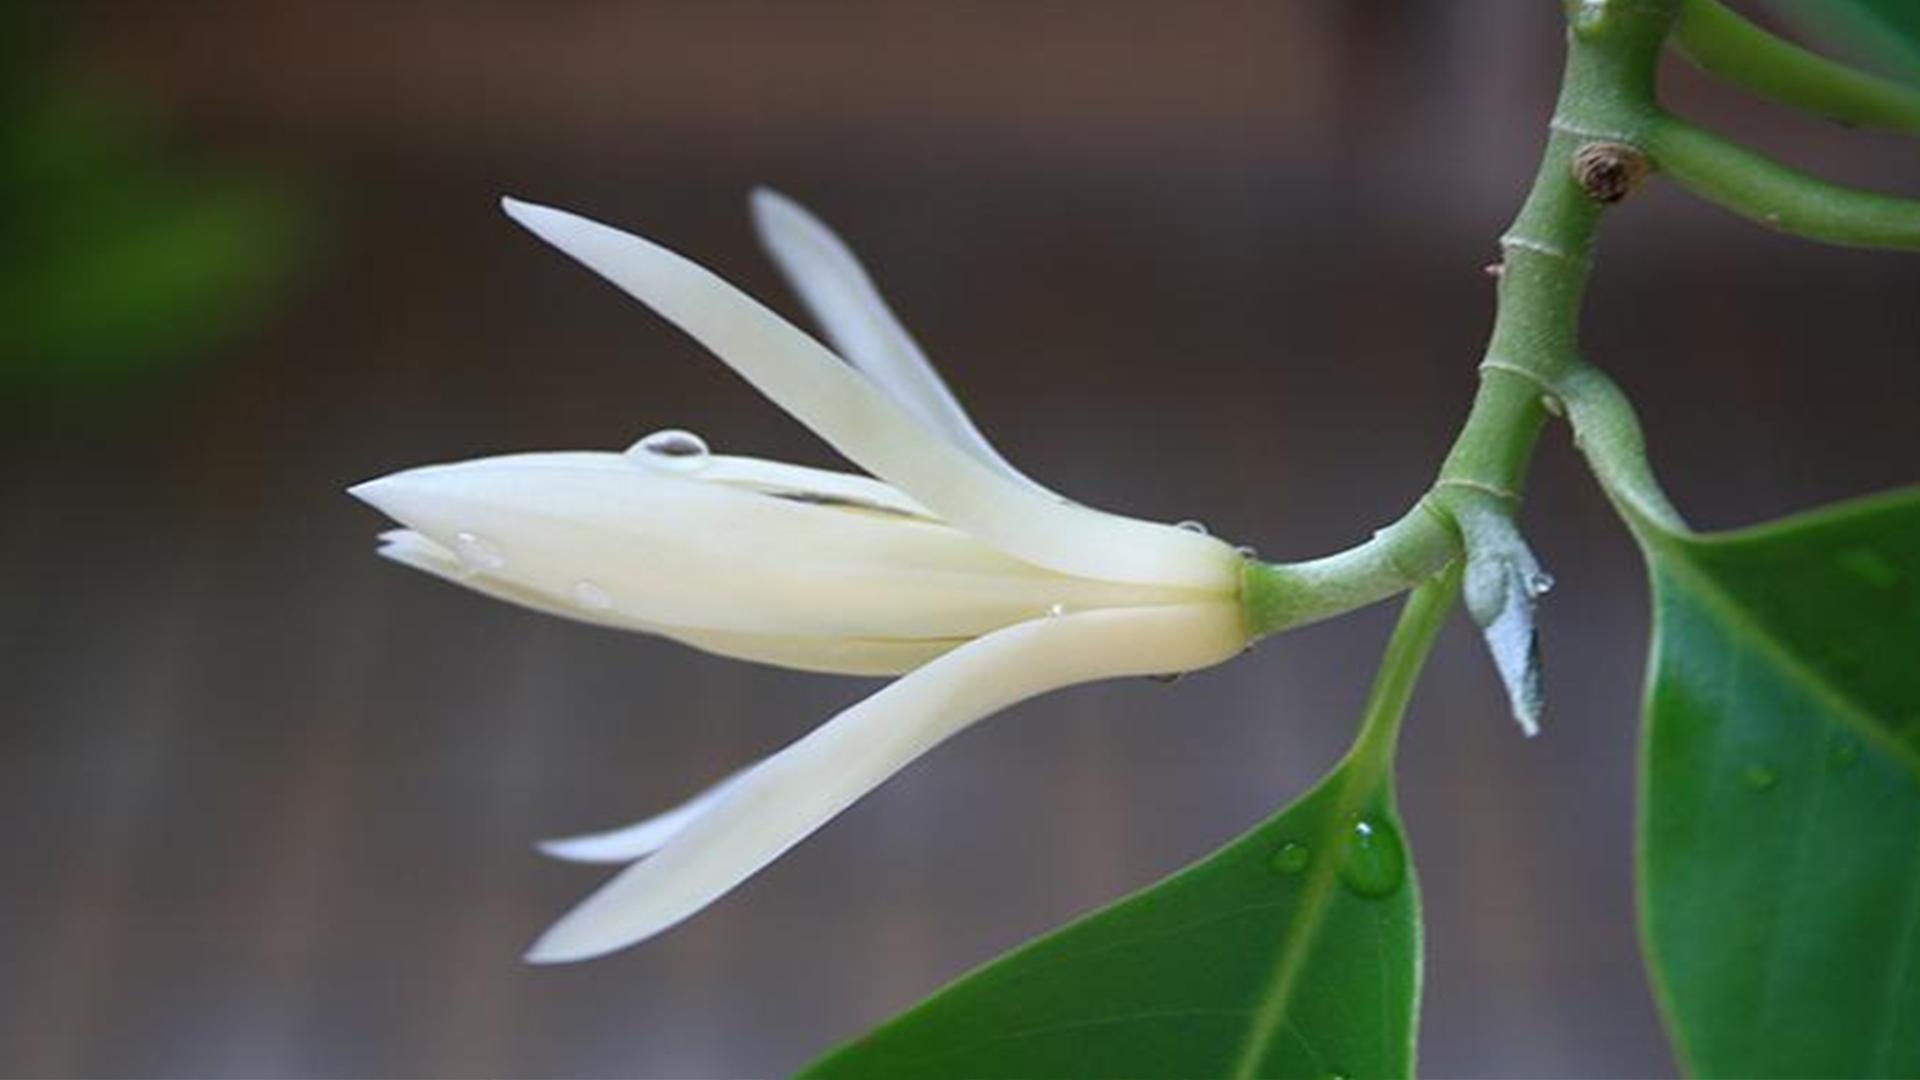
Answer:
[
  {"xmin": 374, "ymin": 525, "xmax": 965, "ymax": 676},
  {"xmin": 500, "ymin": 197, "xmax": 1237, "ymax": 592},
  {"xmin": 538, "ymin": 764, "xmax": 755, "ymax": 864},
  {"xmin": 351, "ymin": 452, "xmax": 1200, "ymax": 639},
  {"xmin": 524, "ymin": 601, "xmax": 1245, "ymax": 963},
  {"xmin": 750, "ymin": 188, "xmax": 1048, "ymax": 495}
]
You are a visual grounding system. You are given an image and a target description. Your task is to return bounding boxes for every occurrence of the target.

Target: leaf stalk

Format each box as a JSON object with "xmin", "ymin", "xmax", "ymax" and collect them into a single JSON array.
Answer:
[
  {"xmin": 1672, "ymin": 0, "xmax": 1920, "ymax": 134},
  {"xmin": 1645, "ymin": 116, "xmax": 1920, "ymax": 249}
]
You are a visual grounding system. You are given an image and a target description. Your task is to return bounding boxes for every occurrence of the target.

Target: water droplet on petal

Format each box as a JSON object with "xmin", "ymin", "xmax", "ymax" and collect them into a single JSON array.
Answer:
[
  {"xmin": 1144, "ymin": 671, "xmax": 1185, "ymax": 685},
  {"xmin": 627, "ymin": 428, "xmax": 710, "ymax": 472},
  {"xmin": 1335, "ymin": 815, "xmax": 1405, "ymax": 899},
  {"xmin": 1234, "ymin": 544, "xmax": 1260, "ymax": 559},
  {"xmin": 1175, "ymin": 519, "xmax": 1210, "ymax": 535},
  {"xmin": 573, "ymin": 580, "xmax": 613, "ymax": 611},
  {"xmin": 1270, "ymin": 842, "xmax": 1310, "ymax": 875},
  {"xmin": 452, "ymin": 531, "xmax": 506, "ymax": 572},
  {"xmin": 1742, "ymin": 763, "xmax": 1780, "ymax": 792},
  {"xmin": 1046, "ymin": 603, "xmax": 1068, "ymax": 618},
  {"xmin": 1525, "ymin": 570, "xmax": 1556, "ymax": 597}
]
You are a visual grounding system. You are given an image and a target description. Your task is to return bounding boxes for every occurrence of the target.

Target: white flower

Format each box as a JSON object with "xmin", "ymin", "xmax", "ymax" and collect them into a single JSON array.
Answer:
[{"xmin": 350, "ymin": 190, "xmax": 1247, "ymax": 963}]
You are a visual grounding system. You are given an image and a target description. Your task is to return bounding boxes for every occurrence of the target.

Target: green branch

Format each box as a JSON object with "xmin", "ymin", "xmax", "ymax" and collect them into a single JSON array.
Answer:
[
  {"xmin": 1647, "ymin": 116, "xmax": 1920, "ymax": 249},
  {"xmin": 1673, "ymin": 0, "xmax": 1920, "ymax": 133},
  {"xmin": 1242, "ymin": 0, "xmax": 1679, "ymax": 641}
]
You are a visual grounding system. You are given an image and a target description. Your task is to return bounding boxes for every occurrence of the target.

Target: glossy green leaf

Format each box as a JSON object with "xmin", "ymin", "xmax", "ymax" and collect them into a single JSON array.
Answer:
[
  {"xmin": 1765, "ymin": 0, "xmax": 1920, "ymax": 80},
  {"xmin": 802, "ymin": 573, "xmax": 1460, "ymax": 1080},
  {"xmin": 1637, "ymin": 489, "xmax": 1920, "ymax": 1078}
]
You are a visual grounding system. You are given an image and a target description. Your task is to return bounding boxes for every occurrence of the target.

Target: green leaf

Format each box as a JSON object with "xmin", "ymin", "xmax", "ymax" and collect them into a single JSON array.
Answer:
[
  {"xmin": 1765, "ymin": 0, "xmax": 1920, "ymax": 81},
  {"xmin": 801, "ymin": 572, "xmax": 1460, "ymax": 1080},
  {"xmin": 1637, "ymin": 489, "xmax": 1920, "ymax": 1078}
]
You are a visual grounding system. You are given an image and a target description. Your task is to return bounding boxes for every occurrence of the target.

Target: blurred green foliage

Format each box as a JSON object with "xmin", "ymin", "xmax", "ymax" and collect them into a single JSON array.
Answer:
[
  {"xmin": 0, "ymin": 3, "xmax": 307, "ymax": 393},
  {"xmin": 1765, "ymin": 0, "xmax": 1920, "ymax": 81}
]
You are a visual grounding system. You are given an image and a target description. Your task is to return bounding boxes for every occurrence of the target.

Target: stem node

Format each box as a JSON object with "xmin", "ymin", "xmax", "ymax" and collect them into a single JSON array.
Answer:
[{"xmin": 1573, "ymin": 141, "xmax": 1652, "ymax": 204}]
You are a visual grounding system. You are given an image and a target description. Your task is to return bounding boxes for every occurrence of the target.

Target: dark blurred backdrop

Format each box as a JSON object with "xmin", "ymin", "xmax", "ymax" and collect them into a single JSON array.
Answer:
[{"xmin": 1, "ymin": 2, "xmax": 1915, "ymax": 1076}]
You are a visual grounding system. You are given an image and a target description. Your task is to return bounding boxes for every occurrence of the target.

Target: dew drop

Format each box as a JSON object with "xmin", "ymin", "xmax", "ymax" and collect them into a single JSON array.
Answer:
[
  {"xmin": 452, "ymin": 531, "xmax": 506, "ymax": 572},
  {"xmin": 1741, "ymin": 763, "xmax": 1780, "ymax": 792},
  {"xmin": 573, "ymin": 580, "xmax": 613, "ymax": 612},
  {"xmin": 1572, "ymin": 0, "xmax": 1609, "ymax": 37},
  {"xmin": 1524, "ymin": 570, "xmax": 1556, "ymax": 597},
  {"xmin": 628, "ymin": 428, "xmax": 711, "ymax": 472},
  {"xmin": 1175, "ymin": 519, "xmax": 1210, "ymax": 535},
  {"xmin": 1828, "ymin": 736, "xmax": 1860, "ymax": 771},
  {"xmin": 1143, "ymin": 671, "xmax": 1186, "ymax": 685},
  {"xmin": 1046, "ymin": 603, "xmax": 1068, "ymax": 618},
  {"xmin": 1234, "ymin": 544, "xmax": 1260, "ymax": 559},
  {"xmin": 1270, "ymin": 842, "xmax": 1310, "ymax": 875},
  {"xmin": 1335, "ymin": 815, "xmax": 1405, "ymax": 899}
]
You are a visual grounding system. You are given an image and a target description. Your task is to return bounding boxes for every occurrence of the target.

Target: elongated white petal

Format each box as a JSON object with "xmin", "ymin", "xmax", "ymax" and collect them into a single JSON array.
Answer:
[
  {"xmin": 374, "ymin": 526, "xmax": 963, "ymax": 675},
  {"xmin": 538, "ymin": 764, "xmax": 756, "ymax": 864},
  {"xmin": 750, "ymin": 188, "xmax": 1049, "ymax": 495},
  {"xmin": 500, "ymin": 197, "xmax": 1237, "ymax": 592},
  {"xmin": 352, "ymin": 452, "xmax": 1200, "ymax": 640},
  {"xmin": 525, "ymin": 601, "xmax": 1245, "ymax": 963}
]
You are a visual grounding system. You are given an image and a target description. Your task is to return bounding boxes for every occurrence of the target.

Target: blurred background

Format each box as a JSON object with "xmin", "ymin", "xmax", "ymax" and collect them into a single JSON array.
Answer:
[{"xmin": 1, "ymin": 1, "xmax": 1915, "ymax": 1076}]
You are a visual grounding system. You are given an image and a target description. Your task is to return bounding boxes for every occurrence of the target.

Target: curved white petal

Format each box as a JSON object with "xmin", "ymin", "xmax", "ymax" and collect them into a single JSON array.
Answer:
[
  {"xmin": 500, "ymin": 197, "xmax": 1237, "ymax": 592},
  {"xmin": 524, "ymin": 601, "xmax": 1245, "ymax": 963},
  {"xmin": 750, "ymin": 188, "xmax": 1048, "ymax": 495},
  {"xmin": 352, "ymin": 452, "xmax": 1201, "ymax": 640},
  {"xmin": 538, "ymin": 764, "xmax": 755, "ymax": 864},
  {"xmin": 374, "ymin": 525, "xmax": 966, "ymax": 676}
]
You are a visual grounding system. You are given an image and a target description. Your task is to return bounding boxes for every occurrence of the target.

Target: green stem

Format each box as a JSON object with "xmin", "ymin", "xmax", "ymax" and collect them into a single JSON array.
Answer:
[
  {"xmin": 1646, "ymin": 116, "xmax": 1920, "ymax": 249},
  {"xmin": 1345, "ymin": 562, "xmax": 1463, "ymax": 790},
  {"xmin": 1557, "ymin": 362, "xmax": 1689, "ymax": 534},
  {"xmin": 1673, "ymin": 0, "xmax": 1920, "ymax": 133},
  {"xmin": 1239, "ymin": 506, "xmax": 1456, "ymax": 637},
  {"xmin": 1435, "ymin": 0, "xmax": 1673, "ymax": 496},
  {"xmin": 1242, "ymin": 0, "xmax": 1679, "ymax": 639}
]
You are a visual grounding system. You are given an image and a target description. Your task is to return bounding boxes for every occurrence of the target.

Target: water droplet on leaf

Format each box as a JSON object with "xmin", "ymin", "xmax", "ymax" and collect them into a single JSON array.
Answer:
[
  {"xmin": 1335, "ymin": 815, "xmax": 1405, "ymax": 898},
  {"xmin": 1742, "ymin": 763, "xmax": 1780, "ymax": 792},
  {"xmin": 1270, "ymin": 842, "xmax": 1310, "ymax": 875},
  {"xmin": 452, "ymin": 531, "xmax": 506, "ymax": 572},
  {"xmin": 1572, "ymin": 0, "xmax": 1609, "ymax": 37},
  {"xmin": 1175, "ymin": 519, "xmax": 1209, "ymax": 535},
  {"xmin": 628, "ymin": 428, "xmax": 710, "ymax": 471}
]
